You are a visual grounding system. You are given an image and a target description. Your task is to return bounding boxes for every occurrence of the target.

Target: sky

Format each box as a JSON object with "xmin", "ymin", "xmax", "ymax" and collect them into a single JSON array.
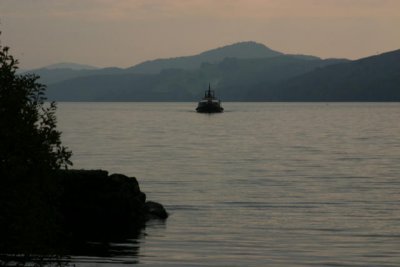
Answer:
[{"xmin": 1, "ymin": 0, "xmax": 399, "ymax": 69}]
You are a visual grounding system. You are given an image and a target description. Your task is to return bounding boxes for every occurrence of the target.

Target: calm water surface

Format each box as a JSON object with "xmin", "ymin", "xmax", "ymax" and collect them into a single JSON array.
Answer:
[{"xmin": 57, "ymin": 102, "xmax": 400, "ymax": 266}]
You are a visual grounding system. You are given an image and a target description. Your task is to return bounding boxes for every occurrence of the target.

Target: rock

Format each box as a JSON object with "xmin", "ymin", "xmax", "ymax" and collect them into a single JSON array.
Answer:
[
  {"xmin": 0, "ymin": 169, "xmax": 168, "ymax": 255},
  {"xmin": 55, "ymin": 169, "xmax": 167, "ymax": 241},
  {"xmin": 145, "ymin": 201, "xmax": 169, "ymax": 220}
]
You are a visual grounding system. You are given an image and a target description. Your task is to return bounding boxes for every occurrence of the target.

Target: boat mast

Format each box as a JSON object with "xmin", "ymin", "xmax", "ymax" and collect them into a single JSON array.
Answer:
[{"xmin": 206, "ymin": 83, "xmax": 214, "ymax": 98}]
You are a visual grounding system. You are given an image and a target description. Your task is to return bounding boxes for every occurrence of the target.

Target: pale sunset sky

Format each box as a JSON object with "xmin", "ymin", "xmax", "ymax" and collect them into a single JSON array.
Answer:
[{"xmin": 1, "ymin": 0, "xmax": 399, "ymax": 69}]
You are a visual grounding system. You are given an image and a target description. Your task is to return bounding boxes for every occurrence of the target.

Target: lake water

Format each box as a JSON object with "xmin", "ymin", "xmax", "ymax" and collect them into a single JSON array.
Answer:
[{"xmin": 57, "ymin": 102, "xmax": 400, "ymax": 266}]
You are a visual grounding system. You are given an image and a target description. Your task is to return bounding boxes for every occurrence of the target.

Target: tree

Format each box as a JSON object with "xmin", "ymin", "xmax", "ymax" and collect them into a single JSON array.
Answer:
[
  {"xmin": 0, "ymin": 33, "xmax": 72, "ymax": 179},
  {"xmin": 0, "ymin": 32, "xmax": 72, "ymax": 253}
]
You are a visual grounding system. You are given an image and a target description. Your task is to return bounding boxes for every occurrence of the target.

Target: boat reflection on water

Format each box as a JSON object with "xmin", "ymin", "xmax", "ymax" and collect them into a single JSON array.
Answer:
[{"xmin": 196, "ymin": 84, "xmax": 224, "ymax": 113}]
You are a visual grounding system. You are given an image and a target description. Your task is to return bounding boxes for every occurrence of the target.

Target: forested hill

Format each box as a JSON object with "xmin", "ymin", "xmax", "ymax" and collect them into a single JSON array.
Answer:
[
  {"xmin": 43, "ymin": 43, "xmax": 399, "ymax": 101},
  {"xmin": 31, "ymin": 41, "xmax": 287, "ymax": 85},
  {"xmin": 126, "ymin": 41, "xmax": 285, "ymax": 74},
  {"xmin": 46, "ymin": 55, "xmax": 344, "ymax": 101},
  {"xmin": 251, "ymin": 49, "xmax": 400, "ymax": 101}
]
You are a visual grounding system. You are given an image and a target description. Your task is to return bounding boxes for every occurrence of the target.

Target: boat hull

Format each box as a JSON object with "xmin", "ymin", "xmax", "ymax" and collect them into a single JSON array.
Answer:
[{"xmin": 196, "ymin": 103, "xmax": 224, "ymax": 113}]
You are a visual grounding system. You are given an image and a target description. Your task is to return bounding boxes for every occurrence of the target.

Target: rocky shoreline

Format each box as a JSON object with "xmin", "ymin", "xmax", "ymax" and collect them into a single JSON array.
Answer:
[
  {"xmin": 0, "ymin": 169, "xmax": 168, "ymax": 256},
  {"xmin": 57, "ymin": 169, "xmax": 168, "ymax": 242}
]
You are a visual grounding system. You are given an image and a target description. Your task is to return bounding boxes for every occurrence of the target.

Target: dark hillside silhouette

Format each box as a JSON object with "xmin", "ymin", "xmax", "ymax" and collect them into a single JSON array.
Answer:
[
  {"xmin": 46, "ymin": 55, "xmax": 346, "ymax": 101},
  {"xmin": 127, "ymin": 41, "xmax": 284, "ymax": 74},
  {"xmin": 29, "ymin": 41, "xmax": 316, "ymax": 85},
  {"xmin": 21, "ymin": 39, "xmax": 398, "ymax": 102},
  {"xmin": 255, "ymin": 49, "xmax": 400, "ymax": 101}
]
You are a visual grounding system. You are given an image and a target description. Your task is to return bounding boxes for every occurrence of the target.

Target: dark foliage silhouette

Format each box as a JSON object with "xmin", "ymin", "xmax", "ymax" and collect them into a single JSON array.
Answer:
[
  {"xmin": 0, "ymin": 34, "xmax": 167, "ymax": 261},
  {"xmin": 0, "ymin": 34, "xmax": 72, "ymax": 175},
  {"xmin": 0, "ymin": 32, "xmax": 72, "ymax": 254}
]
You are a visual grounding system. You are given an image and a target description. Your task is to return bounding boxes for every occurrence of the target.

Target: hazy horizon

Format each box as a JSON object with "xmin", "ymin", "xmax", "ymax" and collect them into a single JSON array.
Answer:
[{"xmin": 1, "ymin": 0, "xmax": 399, "ymax": 69}]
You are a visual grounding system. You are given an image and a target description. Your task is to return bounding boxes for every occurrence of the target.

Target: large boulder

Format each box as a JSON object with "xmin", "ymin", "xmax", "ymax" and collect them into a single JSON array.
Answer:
[
  {"xmin": 56, "ymin": 170, "xmax": 168, "ymax": 242},
  {"xmin": 0, "ymin": 169, "xmax": 168, "ymax": 258}
]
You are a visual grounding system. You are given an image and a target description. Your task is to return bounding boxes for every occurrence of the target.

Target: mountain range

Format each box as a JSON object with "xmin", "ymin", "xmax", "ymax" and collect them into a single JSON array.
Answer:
[
  {"xmin": 254, "ymin": 49, "xmax": 400, "ymax": 101},
  {"xmin": 25, "ymin": 41, "xmax": 399, "ymax": 101}
]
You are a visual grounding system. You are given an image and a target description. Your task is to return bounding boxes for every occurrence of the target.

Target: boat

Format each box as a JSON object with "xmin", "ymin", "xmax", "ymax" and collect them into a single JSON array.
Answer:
[{"xmin": 196, "ymin": 84, "xmax": 224, "ymax": 113}]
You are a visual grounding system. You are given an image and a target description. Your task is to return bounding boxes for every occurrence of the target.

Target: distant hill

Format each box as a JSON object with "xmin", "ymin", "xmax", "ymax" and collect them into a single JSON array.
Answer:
[
  {"xmin": 43, "ymin": 41, "xmax": 400, "ymax": 102},
  {"xmin": 252, "ymin": 49, "xmax": 400, "ymax": 101},
  {"xmin": 46, "ymin": 55, "xmax": 346, "ymax": 101},
  {"xmin": 26, "ymin": 67, "xmax": 126, "ymax": 85},
  {"xmin": 24, "ymin": 62, "xmax": 102, "ymax": 84},
  {"xmin": 34, "ymin": 41, "xmax": 317, "ymax": 85},
  {"xmin": 39, "ymin": 62, "xmax": 99, "ymax": 70},
  {"xmin": 127, "ymin": 41, "xmax": 284, "ymax": 74}
]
